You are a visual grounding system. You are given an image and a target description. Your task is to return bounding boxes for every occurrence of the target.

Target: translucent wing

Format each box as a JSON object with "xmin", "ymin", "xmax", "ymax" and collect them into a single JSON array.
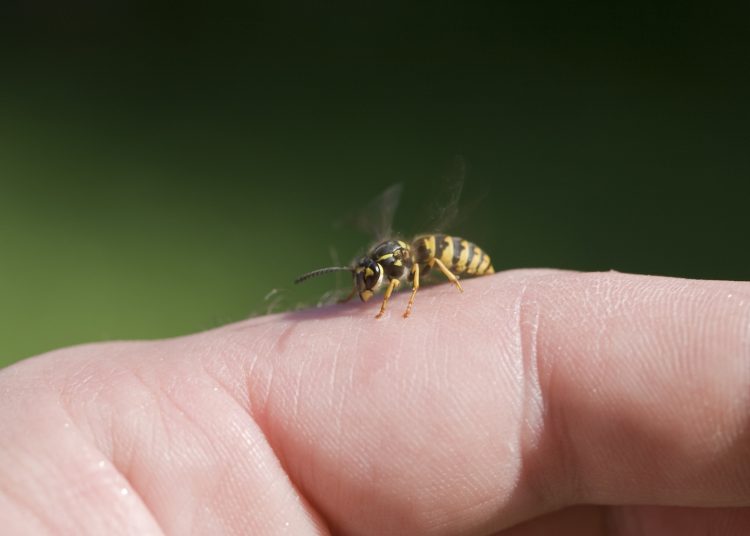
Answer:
[
  {"xmin": 418, "ymin": 155, "xmax": 466, "ymax": 234},
  {"xmin": 338, "ymin": 183, "xmax": 403, "ymax": 242}
]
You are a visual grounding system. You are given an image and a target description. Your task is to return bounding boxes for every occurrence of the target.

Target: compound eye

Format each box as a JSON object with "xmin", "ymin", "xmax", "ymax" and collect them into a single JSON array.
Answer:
[
  {"xmin": 355, "ymin": 260, "xmax": 383, "ymax": 302},
  {"xmin": 364, "ymin": 263, "xmax": 381, "ymax": 289}
]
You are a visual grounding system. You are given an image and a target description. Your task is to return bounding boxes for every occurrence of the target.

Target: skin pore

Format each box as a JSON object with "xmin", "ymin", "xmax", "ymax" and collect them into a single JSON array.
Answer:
[{"xmin": 1, "ymin": 270, "xmax": 749, "ymax": 535}]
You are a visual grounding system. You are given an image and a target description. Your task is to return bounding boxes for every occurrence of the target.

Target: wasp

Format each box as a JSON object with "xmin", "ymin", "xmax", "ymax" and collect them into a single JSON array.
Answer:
[{"xmin": 294, "ymin": 179, "xmax": 495, "ymax": 318}]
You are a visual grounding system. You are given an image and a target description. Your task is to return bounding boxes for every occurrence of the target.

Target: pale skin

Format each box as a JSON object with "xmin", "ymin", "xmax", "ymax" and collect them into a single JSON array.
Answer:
[{"xmin": 1, "ymin": 270, "xmax": 750, "ymax": 535}]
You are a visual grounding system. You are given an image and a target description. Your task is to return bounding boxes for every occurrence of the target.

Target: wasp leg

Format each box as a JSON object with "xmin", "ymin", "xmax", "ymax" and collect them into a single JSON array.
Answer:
[
  {"xmin": 403, "ymin": 262, "xmax": 420, "ymax": 318},
  {"xmin": 375, "ymin": 278, "xmax": 400, "ymax": 319},
  {"xmin": 433, "ymin": 258, "xmax": 464, "ymax": 293},
  {"xmin": 338, "ymin": 285, "xmax": 356, "ymax": 303}
]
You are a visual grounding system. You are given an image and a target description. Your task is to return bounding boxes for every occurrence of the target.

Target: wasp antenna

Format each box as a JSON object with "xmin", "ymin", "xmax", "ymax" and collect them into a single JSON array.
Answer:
[{"xmin": 294, "ymin": 266, "xmax": 352, "ymax": 284}]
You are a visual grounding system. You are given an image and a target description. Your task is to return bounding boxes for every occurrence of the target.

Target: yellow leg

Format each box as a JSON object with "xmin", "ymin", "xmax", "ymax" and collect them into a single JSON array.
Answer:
[
  {"xmin": 403, "ymin": 263, "xmax": 420, "ymax": 318},
  {"xmin": 338, "ymin": 285, "xmax": 356, "ymax": 303},
  {"xmin": 375, "ymin": 278, "xmax": 400, "ymax": 319},
  {"xmin": 433, "ymin": 258, "xmax": 464, "ymax": 293}
]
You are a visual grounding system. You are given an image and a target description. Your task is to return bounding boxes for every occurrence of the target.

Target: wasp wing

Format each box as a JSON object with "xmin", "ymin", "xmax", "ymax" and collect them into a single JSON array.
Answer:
[
  {"xmin": 415, "ymin": 155, "xmax": 466, "ymax": 235},
  {"xmin": 337, "ymin": 182, "xmax": 403, "ymax": 242}
]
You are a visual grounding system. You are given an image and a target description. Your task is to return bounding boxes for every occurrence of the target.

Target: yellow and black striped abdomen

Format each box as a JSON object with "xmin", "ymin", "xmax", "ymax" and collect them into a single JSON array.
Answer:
[{"xmin": 412, "ymin": 234, "xmax": 494, "ymax": 276}]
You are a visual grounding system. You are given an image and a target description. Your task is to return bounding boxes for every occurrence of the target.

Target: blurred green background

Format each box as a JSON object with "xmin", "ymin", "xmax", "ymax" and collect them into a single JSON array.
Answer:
[{"xmin": 1, "ymin": 3, "xmax": 749, "ymax": 366}]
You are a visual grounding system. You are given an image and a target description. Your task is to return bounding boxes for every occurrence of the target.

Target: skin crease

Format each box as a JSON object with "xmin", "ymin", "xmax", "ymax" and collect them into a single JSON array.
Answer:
[{"xmin": 0, "ymin": 270, "xmax": 749, "ymax": 535}]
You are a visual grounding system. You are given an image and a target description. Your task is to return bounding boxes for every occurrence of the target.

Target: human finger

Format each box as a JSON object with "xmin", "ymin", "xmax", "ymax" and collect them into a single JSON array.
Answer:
[{"xmin": 208, "ymin": 270, "xmax": 750, "ymax": 534}]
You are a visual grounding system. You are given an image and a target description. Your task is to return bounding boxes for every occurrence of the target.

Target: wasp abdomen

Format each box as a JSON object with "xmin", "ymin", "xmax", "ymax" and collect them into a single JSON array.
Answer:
[{"xmin": 412, "ymin": 234, "xmax": 494, "ymax": 276}]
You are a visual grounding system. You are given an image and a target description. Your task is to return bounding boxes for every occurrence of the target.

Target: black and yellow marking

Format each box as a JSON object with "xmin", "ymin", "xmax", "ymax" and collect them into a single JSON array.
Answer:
[
  {"xmin": 296, "ymin": 233, "xmax": 494, "ymax": 319},
  {"xmin": 413, "ymin": 234, "xmax": 494, "ymax": 277}
]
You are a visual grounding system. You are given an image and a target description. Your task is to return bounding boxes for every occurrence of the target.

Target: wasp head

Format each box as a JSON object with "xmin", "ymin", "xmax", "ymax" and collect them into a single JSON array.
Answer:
[{"xmin": 354, "ymin": 258, "xmax": 383, "ymax": 302}]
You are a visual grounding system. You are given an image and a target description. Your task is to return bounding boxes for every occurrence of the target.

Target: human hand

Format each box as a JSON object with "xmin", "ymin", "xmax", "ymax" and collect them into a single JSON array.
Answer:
[{"xmin": 1, "ymin": 270, "xmax": 748, "ymax": 535}]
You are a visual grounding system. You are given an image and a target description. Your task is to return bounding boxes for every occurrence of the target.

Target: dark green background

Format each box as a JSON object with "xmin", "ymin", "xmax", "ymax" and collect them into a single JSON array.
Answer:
[{"xmin": 1, "ymin": 3, "xmax": 748, "ymax": 366}]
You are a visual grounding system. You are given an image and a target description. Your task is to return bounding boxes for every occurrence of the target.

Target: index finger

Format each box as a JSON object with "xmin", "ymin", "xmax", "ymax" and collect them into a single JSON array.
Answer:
[{"xmin": 213, "ymin": 270, "xmax": 750, "ymax": 534}]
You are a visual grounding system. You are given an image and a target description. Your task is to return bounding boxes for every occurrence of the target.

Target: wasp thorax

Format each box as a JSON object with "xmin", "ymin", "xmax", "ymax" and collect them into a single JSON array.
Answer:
[{"xmin": 354, "ymin": 258, "xmax": 383, "ymax": 302}]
